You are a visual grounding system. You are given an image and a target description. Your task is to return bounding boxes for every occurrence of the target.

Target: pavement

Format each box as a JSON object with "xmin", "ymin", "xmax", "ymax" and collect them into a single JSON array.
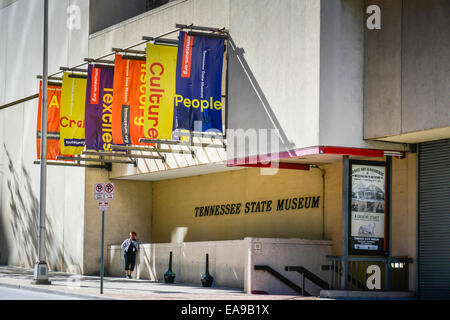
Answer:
[{"xmin": 0, "ymin": 265, "xmax": 324, "ymax": 300}]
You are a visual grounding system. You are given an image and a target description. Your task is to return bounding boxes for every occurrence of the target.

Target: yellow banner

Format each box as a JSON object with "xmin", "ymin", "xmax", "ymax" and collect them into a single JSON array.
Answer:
[
  {"xmin": 144, "ymin": 43, "xmax": 178, "ymax": 140},
  {"xmin": 60, "ymin": 72, "xmax": 87, "ymax": 155}
]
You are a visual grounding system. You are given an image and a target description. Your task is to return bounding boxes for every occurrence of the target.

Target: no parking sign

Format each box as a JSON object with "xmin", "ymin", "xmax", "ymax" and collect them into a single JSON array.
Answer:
[{"xmin": 104, "ymin": 182, "xmax": 114, "ymax": 200}]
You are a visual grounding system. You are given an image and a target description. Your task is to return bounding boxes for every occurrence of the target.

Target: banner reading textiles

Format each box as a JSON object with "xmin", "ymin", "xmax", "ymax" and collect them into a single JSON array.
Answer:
[
  {"xmin": 60, "ymin": 72, "xmax": 87, "ymax": 156},
  {"xmin": 111, "ymin": 54, "xmax": 147, "ymax": 145},
  {"xmin": 144, "ymin": 43, "xmax": 178, "ymax": 140},
  {"xmin": 174, "ymin": 31, "xmax": 224, "ymax": 133},
  {"xmin": 85, "ymin": 64, "xmax": 115, "ymax": 151},
  {"xmin": 36, "ymin": 82, "xmax": 62, "ymax": 160}
]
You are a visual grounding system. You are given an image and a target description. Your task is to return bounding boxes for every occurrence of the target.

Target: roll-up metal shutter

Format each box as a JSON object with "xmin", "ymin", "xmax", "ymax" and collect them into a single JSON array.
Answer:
[{"xmin": 419, "ymin": 139, "xmax": 450, "ymax": 299}]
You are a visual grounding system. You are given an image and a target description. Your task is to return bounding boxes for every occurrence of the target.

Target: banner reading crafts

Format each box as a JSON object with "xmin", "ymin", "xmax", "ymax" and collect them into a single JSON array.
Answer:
[
  {"xmin": 60, "ymin": 72, "xmax": 87, "ymax": 156},
  {"xmin": 112, "ymin": 54, "xmax": 147, "ymax": 146},
  {"xmin": 36, "ymin": 82, "xmax": 62, "ymax": 160},
  {"xmin": 85, "ymin": 64, "xmax": 114, "ymax": 151},
  {"xmin": 144, "ymin": 43, "xmax": 178, "ymax": 140},
  {"xmin": 174, "ymin": 31, "xmax": 224, "ymax": 133}
]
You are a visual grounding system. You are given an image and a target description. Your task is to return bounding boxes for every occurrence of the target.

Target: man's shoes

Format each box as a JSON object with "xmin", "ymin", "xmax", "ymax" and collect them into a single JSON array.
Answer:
[{"xmin": 127, "ymin": 275, "xmax": 132, "ymax": 279}]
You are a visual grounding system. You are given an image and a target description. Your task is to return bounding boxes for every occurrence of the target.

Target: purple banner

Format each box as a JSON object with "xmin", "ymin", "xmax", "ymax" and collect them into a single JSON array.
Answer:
[{"xmin": 85, "ymin": 64, "xmax": 115, "ymax": 151}]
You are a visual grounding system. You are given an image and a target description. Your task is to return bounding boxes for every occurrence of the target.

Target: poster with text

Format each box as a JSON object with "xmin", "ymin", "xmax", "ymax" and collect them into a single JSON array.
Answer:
[{"xmin": 349, "ymin": 162, "xmax": 387, "ymax": 255}]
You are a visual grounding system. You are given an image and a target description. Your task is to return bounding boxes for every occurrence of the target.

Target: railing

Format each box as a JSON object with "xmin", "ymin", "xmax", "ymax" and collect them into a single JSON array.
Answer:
[
  {"xmin": 285, "ymin": 266, "xmax": 330, "ymax": 295},
  {"xmin": 254, "ymin": 265, "xmax": 312, "ymax": 296},
  {"xmin": 323, "ymin": 256, "xmax": 413, "ymax": 291}
]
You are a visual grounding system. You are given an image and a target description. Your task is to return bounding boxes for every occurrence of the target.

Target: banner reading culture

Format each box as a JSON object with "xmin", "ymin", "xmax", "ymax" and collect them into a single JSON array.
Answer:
[
  {"xmin": 36, "ymin": 82, "xmax": 62, "ymax": 160},
  {"xmin": 349, "ymin": 161, "xmax": 388, "ymax": 255},
  {"xmin": 111, "ymin": 54, "xmax": 147, "ymax": 146},
  {"xmin": 85, "ymin": 64, "xmax": 115, "ymax": 151},
  {"xmin": 174, "ymin": 31, "xmax": 224, "ymax": 133},
  {"xmin": 144, "ymin": 43, "xmax": 178, "ymax": 140},
  {"xmin": 60, "ymin": 72, "xmax": 87, "ymax": 156}
]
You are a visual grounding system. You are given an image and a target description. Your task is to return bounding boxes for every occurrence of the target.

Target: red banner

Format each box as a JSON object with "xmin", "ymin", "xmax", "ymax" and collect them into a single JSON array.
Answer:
[
  {"xmin": 36, "ymin": 82, "xmax": 62, "ymax": 160},
  {"xmin": 112, "ymin": 54, "xmax": 149, "ymax": 145}
]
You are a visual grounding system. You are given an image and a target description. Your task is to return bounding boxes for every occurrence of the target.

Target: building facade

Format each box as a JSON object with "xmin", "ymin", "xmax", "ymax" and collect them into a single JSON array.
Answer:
[{"xmin": 0, "ymin": 0, "xmax": 449, "ymax": 299}]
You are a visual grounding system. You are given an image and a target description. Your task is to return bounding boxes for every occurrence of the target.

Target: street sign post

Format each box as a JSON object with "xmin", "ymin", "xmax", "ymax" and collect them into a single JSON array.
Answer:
[{"xmin": 94, "ymin": 182, "xmax": 114, "ymax": 294}]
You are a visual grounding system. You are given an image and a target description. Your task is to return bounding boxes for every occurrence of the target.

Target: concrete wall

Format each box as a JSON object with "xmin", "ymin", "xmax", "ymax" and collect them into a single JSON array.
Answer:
[
  {"xmin": 0, "ymin": 0, "xmax": 89, "ymax": 272},
  {"xmin": 319, "ymin": 0, "xmax": 403, "ymax": 151},
  {"xmin": 364, "ymin": 0, "xmax": 450, "ymax": 143},
  {"xmin": 82, "ymin": 168, "xmax": 153, "ymax": 275},
  {"xmin": 151, "ymin": 167, "xmax": 324, "ymax": 243},
  {"xmin": 107, "ymin": 240, "xmax": 245, "ymax": 288},
  {"xmin": 228, "ymin": 0, "xmax": 321, "ymax": 157},
  {"xmin": 106, "ymin": 237, "xmax": 332, "ymax": 294},
  {"xmin": 246, "ymin": 238, "xmax": 332, "ymax": 295}
]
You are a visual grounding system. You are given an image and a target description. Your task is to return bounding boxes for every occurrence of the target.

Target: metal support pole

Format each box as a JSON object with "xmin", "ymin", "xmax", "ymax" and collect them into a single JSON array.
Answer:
[
  {"xmin": 386, "ymin": 156, "xmax": 393, "ymax": 290},
  {"xmin": 342, "ymin": 155, "xmax": 350, "ymax": 290},
  {"xmin": 33, "ymin": 0, "xmax": 50, "ymax": 285},
  {"xmin": 100, "ymin": 210, "xmax": 105, "ymax": 294}
]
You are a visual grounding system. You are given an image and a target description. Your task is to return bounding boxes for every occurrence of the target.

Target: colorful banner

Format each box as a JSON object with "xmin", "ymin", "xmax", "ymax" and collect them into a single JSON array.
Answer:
[
  {"xmin": 174, "ymin": 31, "xmax": 224, "ymax": 133},
  {"xmin": 111, "ymin": 54, "xmax": 147, "ymax": 145},
  {"xmin": 85, "ymin": 64, "xmax": 115, "ymax": 151},
  {"xmin": 60, "ymin": 72, "xmax": 87, "ymax": 155},
  {"xmin": 144, "ymin": 43, "xmax": 178, "ymax": 140},
  {"xmin": 36, "ymin": 82, "xmax": 62, "ymax": 160}
]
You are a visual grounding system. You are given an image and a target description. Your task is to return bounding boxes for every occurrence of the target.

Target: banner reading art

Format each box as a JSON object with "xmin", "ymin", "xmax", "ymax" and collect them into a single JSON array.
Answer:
[
  {"xmin": 111, "ymin": 54, "xmax": 147, "ymax": 145},
  {"xmin": 174, "ymin": 31, "xmax": 224, "ymax": 133},
  {"xmin": 36, "ymin": 82, "xmax": 62, "ymax": 160},
  {"xmin": 349, "ymin": 161, "xmax": 388, "ymax": 255},
  {"xmin": 144, "ymin": 43, "xmax": 178, "ymax": 140},
  {"xmin": 85, "ymin": 64, "xmax": 115, "ymax": 151},
  {"xmin": 60, "ymin": 72, "xmax": 87, "ymax": 156}
]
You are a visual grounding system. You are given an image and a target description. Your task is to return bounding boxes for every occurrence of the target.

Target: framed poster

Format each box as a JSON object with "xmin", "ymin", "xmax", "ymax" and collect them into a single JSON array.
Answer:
[{"xmin": 348, "ymin": 160, "xmax": 390, "ymax": 256}]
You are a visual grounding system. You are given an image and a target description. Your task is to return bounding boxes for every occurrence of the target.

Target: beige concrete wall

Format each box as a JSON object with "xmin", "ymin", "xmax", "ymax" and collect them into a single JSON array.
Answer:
[
  {"xmin": 392, "ymin": 153, "xmax": 417, "ymax": 290},
  {"xmin": 323, "ymin": 162, "xmax": 343, "ymax": 256},
  {"xmin": 151, "ymin": 167, "xmax": 324, "ymax": 243},
  {"xmin": 246, "ymin": 238, "xmax": 332, "ymax": 295},
  {"xmin": 106, "ymin": 237, "xmax": 332, "ymax": 293},
  {"xmin": 83, "ymin": 167, "xmax": 152, "ymax": 275},
  {"xmin": 107, "ymin": 240, "xmax": 245, "ymax": 288}
]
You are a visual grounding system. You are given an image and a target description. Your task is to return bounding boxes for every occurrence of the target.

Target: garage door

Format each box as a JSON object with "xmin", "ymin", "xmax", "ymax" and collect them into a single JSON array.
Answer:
[{"xmin": 419, "ymin": 139, "xmax": 450, "ymax": 299}]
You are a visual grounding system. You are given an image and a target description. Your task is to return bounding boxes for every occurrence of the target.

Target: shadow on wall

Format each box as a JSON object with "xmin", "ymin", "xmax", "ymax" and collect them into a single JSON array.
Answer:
[
  {"xmin": 3, "ymin": 144, "xmax": 80, "ymax": 272},
  {"xmin": 227, "ymin": 36, "xmax": 296, "ymax": 162}
]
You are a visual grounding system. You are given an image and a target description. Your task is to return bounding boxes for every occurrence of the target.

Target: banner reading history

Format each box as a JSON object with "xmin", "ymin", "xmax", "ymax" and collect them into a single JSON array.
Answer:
[
  {"xmin": 36, "ymin": 82, "xmax": 62, "ymax": 160},
  {"xmin": 85, "ymin": 64, "xmax": 115, "ymax": 151},
  {"xmin": 349, "ymin": 162, "xmax": 387, "ymax": 255},
  {"xmin": 60, "ymin": 72, "xmax": 87, "ymax": 156},
  {"xmin": 144, "ymin": 43, "xmax": 178, "ymax": 140},
  {"xmin": 174, "ymin": 31, "xmax": 224, "ymax": 133},
  {"xmin": 111, "ymin": 54, "xmax": 147, "ymax": 145}
]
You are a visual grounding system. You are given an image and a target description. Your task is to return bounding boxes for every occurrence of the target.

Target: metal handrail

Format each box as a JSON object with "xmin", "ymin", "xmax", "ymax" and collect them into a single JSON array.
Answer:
[
  {"xmin": 285, "ymin": 266, "xmax": 330, "ymax": 291},
  {"xmin": 254, "ymin": 265, "xmax": 312, "ymax": 296}
]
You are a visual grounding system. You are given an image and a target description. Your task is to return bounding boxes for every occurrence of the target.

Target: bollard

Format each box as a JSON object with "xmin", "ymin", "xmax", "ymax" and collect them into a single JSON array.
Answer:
[
  {"xmin": 201, "ymin": 253, "xmax": 214, "ymax": 287},
  {"xmin": 164, "ymin": 251, "xmax": 175, "ymax": 283}
]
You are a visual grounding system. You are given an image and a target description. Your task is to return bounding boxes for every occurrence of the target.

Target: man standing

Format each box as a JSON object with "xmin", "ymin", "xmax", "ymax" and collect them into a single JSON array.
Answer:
[{"xmin": 121, "ymin": 232, "xmax": 142, "ymax": 279}]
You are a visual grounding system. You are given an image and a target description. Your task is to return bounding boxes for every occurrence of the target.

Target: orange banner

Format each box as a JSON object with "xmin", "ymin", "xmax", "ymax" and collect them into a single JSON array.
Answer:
[
  {"xmin": 36, "ymin": 82, "xmax": 62, "ymax": 160},
  {"xmin": 112, "ymin": 54, "xmax": 148, "ymax": 145}
]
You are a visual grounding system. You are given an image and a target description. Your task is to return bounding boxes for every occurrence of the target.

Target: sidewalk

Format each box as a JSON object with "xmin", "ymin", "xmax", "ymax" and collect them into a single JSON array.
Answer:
[{"xmin": 0, "ymin": 265, "xmax": 323, "ymax": 300}]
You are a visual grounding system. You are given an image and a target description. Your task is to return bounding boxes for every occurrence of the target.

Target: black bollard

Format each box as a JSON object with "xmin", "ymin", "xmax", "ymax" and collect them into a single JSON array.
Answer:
[
  {"xmin": 164, "ymin": 251, "xmax": 175, "ymax": 283},
  {"xmin": 201, "ymin": 253, "xmax": 214, "ymax": 287}
]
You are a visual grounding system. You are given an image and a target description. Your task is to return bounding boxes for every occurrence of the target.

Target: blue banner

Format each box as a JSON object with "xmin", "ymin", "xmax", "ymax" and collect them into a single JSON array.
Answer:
[{"xmin": 174, "ymin": 31, "xmax": 224, "ymax": 133}]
